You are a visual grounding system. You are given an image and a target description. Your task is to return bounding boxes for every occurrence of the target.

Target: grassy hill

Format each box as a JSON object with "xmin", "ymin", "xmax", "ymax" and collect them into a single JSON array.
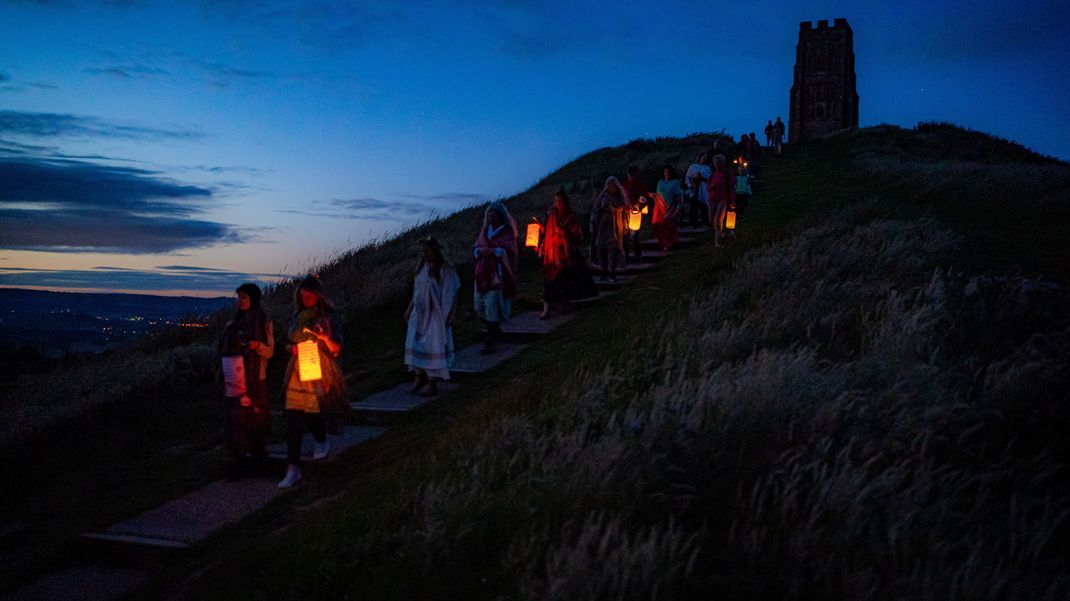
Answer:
[{"xmin": 3, "ymin": 124, "xmax": 1070, "ymax": 599}]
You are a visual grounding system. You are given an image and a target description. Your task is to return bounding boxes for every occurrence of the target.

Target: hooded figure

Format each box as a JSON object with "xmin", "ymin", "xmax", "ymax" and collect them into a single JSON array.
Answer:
[{"xmin": 473, "ymin": 202, "xmax": 519, "ymax": 352}]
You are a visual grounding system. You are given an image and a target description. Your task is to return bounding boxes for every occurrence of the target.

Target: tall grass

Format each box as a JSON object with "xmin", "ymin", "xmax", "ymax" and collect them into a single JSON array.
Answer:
[{"xmin": 299, "ymin": 206, "xmax": 1069, "ymax": 599}]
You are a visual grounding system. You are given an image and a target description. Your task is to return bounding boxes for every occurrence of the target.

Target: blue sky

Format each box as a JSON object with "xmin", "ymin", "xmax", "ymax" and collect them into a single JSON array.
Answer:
[{"xmin": 1, "ymin": 0, "xmax": 1068, "ymax": 295}]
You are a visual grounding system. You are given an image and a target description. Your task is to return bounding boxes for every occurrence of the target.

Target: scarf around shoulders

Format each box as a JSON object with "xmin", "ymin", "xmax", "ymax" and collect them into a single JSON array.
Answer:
[{"xmin": 474, "ymin": 224, "xmax": 519, "ymax": 297}]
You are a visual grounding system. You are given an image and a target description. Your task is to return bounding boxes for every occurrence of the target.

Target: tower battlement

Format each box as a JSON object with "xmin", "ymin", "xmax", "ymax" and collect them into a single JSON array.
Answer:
[
  {"xmin": 789, "ymin": 17, "xmax": 859, "ymax": 143},
  {"xmin": 799, "ymin": 18, "xmax": 852, "ymax": 32}
]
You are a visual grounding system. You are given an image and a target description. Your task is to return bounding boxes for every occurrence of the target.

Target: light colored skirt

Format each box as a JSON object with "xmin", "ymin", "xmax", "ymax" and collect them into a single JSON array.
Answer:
[
  {"xmin": 404, "ymin": 320, "xmax": 454, "ymax": 380},
  {"xmin": 474, "ymin": 288, "xmax": 511, "ymax": 323}
]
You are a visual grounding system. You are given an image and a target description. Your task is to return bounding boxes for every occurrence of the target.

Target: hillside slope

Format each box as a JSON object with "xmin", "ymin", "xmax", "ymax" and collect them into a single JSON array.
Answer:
[
  {"xmin": 156, "ymin": 124, "xmax": 1069, "ymax": 600},
  {"xmin": 3, "ymin": 124, "xmax": 1069, "ymax": 600}
]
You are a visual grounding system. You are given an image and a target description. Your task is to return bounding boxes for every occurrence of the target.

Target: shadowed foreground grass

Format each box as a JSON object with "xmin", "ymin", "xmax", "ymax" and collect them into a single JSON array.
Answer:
[{"xmin": 150, "ymin": 125, "xmax": 1070, "ymax": 600}]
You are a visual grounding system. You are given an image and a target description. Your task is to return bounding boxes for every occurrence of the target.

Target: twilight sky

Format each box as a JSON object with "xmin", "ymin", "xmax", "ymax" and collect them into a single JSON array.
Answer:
[{"xmin": 1, "ymin": 0, "xmax": 1068, "ymax": 296}]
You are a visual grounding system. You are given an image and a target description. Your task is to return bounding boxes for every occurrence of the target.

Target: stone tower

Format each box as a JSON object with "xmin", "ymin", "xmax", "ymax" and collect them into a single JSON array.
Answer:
[{"xmin": 788, "ymin": 18, "xmax": 859, "ymax": 143}]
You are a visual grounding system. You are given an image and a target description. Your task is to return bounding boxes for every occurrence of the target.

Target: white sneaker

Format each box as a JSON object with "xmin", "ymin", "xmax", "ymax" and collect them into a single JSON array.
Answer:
[
  {"xmin": 277, "ymin": 464, "xmax": 302, "ymax": 489},
  {"xmin": 313, "ymin": 440, "xmax": 330, "ymax": 461}
]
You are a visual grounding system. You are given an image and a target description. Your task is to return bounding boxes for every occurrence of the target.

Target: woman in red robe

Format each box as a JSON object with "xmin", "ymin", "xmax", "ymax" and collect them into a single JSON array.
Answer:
[{"xmin": 538, "ymin": 190, "xmax": 598, "ymax": 319}]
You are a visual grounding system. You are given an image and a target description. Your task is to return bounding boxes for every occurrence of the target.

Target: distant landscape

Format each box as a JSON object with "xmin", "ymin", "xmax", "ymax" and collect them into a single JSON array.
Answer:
[{"xmin": 0, "ymin": 288, "xmax": 230, "ymax": 357}]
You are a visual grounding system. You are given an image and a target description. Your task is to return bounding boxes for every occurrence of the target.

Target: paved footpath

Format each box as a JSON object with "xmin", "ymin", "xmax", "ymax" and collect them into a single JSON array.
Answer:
[{"xmin": 6, "ymin": 228, "xmax": 706, "ymax": 601}]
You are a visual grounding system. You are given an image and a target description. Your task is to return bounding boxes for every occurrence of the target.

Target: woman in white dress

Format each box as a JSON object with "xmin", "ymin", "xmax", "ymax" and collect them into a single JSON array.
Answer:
[{"xmin": 404, "ymin": 236, "xmax": 461, "ymax": 397}]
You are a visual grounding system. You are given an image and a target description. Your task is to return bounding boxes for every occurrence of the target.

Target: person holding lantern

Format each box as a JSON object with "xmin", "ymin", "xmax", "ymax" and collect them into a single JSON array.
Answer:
[
  {"xmin": 473, "ymin": 202, "xmax": 519, "ymax": 354},
  {"xmin": 404, "ymin": 237, "xmax": 461, "ymax": 396},
  {"xmin": 538, "ymin": 190, "xmax": 598, "ymax": 319},
  {"xmin": 277, "ymin": 276, "xmax": 345, "ymax": 489},
  {"xmin": 622, "ymin": 166, "xmax": 650, "ymax": 263},
  {"xmin": 707, "ymin": 154, "xmax": 736, "ymax": 248},
  {"xmin": 653, "ymin": 165, "xmax": 683, "ymax": 251},
  {"xmin": 218, "ymin": 282, "xmax": 274, "ymax": 481},
  {"xmin": 735, "ymin": 163, "xmax": 753, "ymax": 215},
  {"xmin": 590, "ymin": 176, "xmax": 628, "ymax": 282},
  {"xmin": 684, "ymin": 151, "xmax": 711, "ymax": 228}
]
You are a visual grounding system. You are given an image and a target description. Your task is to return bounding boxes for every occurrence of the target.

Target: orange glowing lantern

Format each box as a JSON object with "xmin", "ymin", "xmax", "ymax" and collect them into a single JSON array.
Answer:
[
  {"xmin": 296, "ymin": 339, "xmax": 322, "ymax": 382},
  {"xmin": 525, "ymin": 218, "xmax": 541, "ymax": 248},
  {"xmin": 641, "ymin": 202, "xmax": 649, "ymax": 215},
  {"xmin": 725, "ymin": 210, "xmax": 737, "ymax": 230},
  {"xmin": 628, "ymin": 208, "xmax": 642, "ymax": 232}
]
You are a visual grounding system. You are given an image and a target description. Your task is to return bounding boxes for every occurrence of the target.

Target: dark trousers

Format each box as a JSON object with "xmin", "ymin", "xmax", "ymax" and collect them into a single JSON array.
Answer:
[
  {"xmin": 597, "ymin": 247, "xmax": 619, "ymax": 277},
  {"xmin": 688, "ymin": 200, "xmax": 707, "ymax": 228},
  {"xmin": 485, "ymin": 320, "xmax": 502, "ymax": 343},
  {"xmin": 624, "ymin": 231, "xmax": 642, "ymax": 262},
  {"xmin": 285, "ymin": 409, "xmax": 326, "ymax": 465}
]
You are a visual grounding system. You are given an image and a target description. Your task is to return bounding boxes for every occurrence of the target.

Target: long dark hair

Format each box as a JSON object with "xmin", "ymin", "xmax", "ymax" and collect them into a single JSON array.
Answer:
[
  {"xmin": 553, "ymin": 189, "xmax": 573, "ymax": 213},
  {"xmin": 417, "ymin": 236, "xmax": 450, "ymax": 281},
  {"xmin": 293, "ymin": 275, "xmax": 334, "ymax": 315},
  {"xmin": 220, "ymin": 282, "xmax": 267, "ymax": 354}
]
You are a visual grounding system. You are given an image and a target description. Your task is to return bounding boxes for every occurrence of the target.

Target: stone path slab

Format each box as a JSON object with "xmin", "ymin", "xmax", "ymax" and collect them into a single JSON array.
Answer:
[
  {"xmin": 451, "ymin": 342, "xmax": 527, "ymax": 374},
  {"xmin": 4, "ymin": 567, "xmax": 150, "ymax": 601},
  {"xmin": 351, "ymin": 382, "xmax": 459, "ymax": 413},
  {"xmin": 265, "ymin": 425, "xmax": 386, "ymax": 460},
  {"xmin": 84, "ymin": 477, "xmax": 285, "ymax": 549},
  {"xmin": 573, "ymin": 290, "xmax": 619, "ymax": 305},
  {"xmin": 644, "ymin": 237, "xmax": 698, "ymax": 250},
  {"xmin": 590, "ymin": 261, "xmax": 657, "ymax": 275},
  {"xmin": 637, "ymin": 249, "xmax": 670, "ymax": 262},
  {"xmin": 500, "ymin": 311, "xmax": 576, "ymax": 335},
  {"xmin": 595, "ymin": 274, "xmax": 637, "ymax": 291}
]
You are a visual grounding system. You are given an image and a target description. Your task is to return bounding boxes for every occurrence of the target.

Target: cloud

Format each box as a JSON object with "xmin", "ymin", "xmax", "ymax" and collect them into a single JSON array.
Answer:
[
  {"xmin": 189, "ymin": 59, "xmax": 273, "ymax": 80},
  {"xmin": 0, "ymin": 157, "xmax": 252, "ymax": 253},
  {"xmin": 83, "ymin": 64, "xmax": 169, "ymax": 79},
  {"xmin": 0, "ymin": 110, "xmax": 203, "ymax": 142},
  {"xmin": 0, "ymin": 265, "xmax": 285, "ymax": 293},
  {"xmin": 0, "ymin": 71, "xmax": 59, "ymax": 93},
  {"xmin": 280, "ymin": 196, "xmax": 442, "ymax": 222},
  {"xmin": 396, "ymin": 192, "xmax": 488, "ymax": 205}
]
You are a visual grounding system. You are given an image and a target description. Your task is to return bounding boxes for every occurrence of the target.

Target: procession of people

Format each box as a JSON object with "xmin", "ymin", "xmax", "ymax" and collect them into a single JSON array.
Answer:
[{"xmin": 217, "ymin": 135, "xmax": 765, "ymax": 488}]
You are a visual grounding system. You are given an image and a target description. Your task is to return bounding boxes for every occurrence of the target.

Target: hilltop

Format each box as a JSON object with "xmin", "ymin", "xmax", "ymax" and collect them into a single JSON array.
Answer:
[{"xmin": 2, "ymin": 123, "xmax": 1069, "ymax": 600}]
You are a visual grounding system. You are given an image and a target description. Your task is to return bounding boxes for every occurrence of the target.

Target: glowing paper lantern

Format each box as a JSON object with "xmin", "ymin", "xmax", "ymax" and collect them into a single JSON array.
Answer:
[
  {"xmin": 525, "ymin": 219, "xmax": 540, "ymax": 248},
  {"xmin": 641, "ymin": 203, "xmax": 649, "ymax": 215},
  {"xmin": 221, "ymin": 356, "xmax": 247, "ymax": 397},
  {"xmin": 628, "ymin": 209, "xmax": 642, "ymax": 232},
  {"xmin": 725, "ymin": 210, "xmax": 737, "ymax": 230},
  {"xmin": 297, "ymin": 340, "xmax": 322, "ymax": 382}
]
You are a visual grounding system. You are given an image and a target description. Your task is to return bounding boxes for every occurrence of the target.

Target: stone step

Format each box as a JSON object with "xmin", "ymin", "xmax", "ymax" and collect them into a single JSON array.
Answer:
[
  {"xmin": 5, "ymin": 566, "xmax": 150, "ymax": 601},
  {"xmin": 350, "ymin": 382, "xmax": 459, "ymax": 413},
  {"xmin": 635, "ymin": 249, "xmax": 670, "ymax": 263},
  {"xmin": 498, "ymin": 310, "xmax": 577, "ymax": 335},
  {"xmin": 82, "ymin": 478, "xmax": 286, "ymax": 551},
  {"xmin": 265, "ymin": 425, "xmax": 385, "ymax": 460},
  {"xmin": 677, "ymin": 226, "xmax": 709, "ymax": 235},
  {"xmin": 588, "ymin": 260, "xmax": 657, "ymax": 276},
  {"xmin": 641, "ymin": 236, "xmax": 697, "ymax": 250},
  {"xmin": 450, "ymin": 342, "xmax": 528, "ymax": 374},
  {"xmin": 573, "ymin": 289, "xmax": 619, "ymax": 305},
  {"xmin": 595, "ymin": 274, "xmax": 637, "ymax": 291},
  {"xmin": 79, "ymin": 425, "xmax": 383, "ymax": 553}
]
